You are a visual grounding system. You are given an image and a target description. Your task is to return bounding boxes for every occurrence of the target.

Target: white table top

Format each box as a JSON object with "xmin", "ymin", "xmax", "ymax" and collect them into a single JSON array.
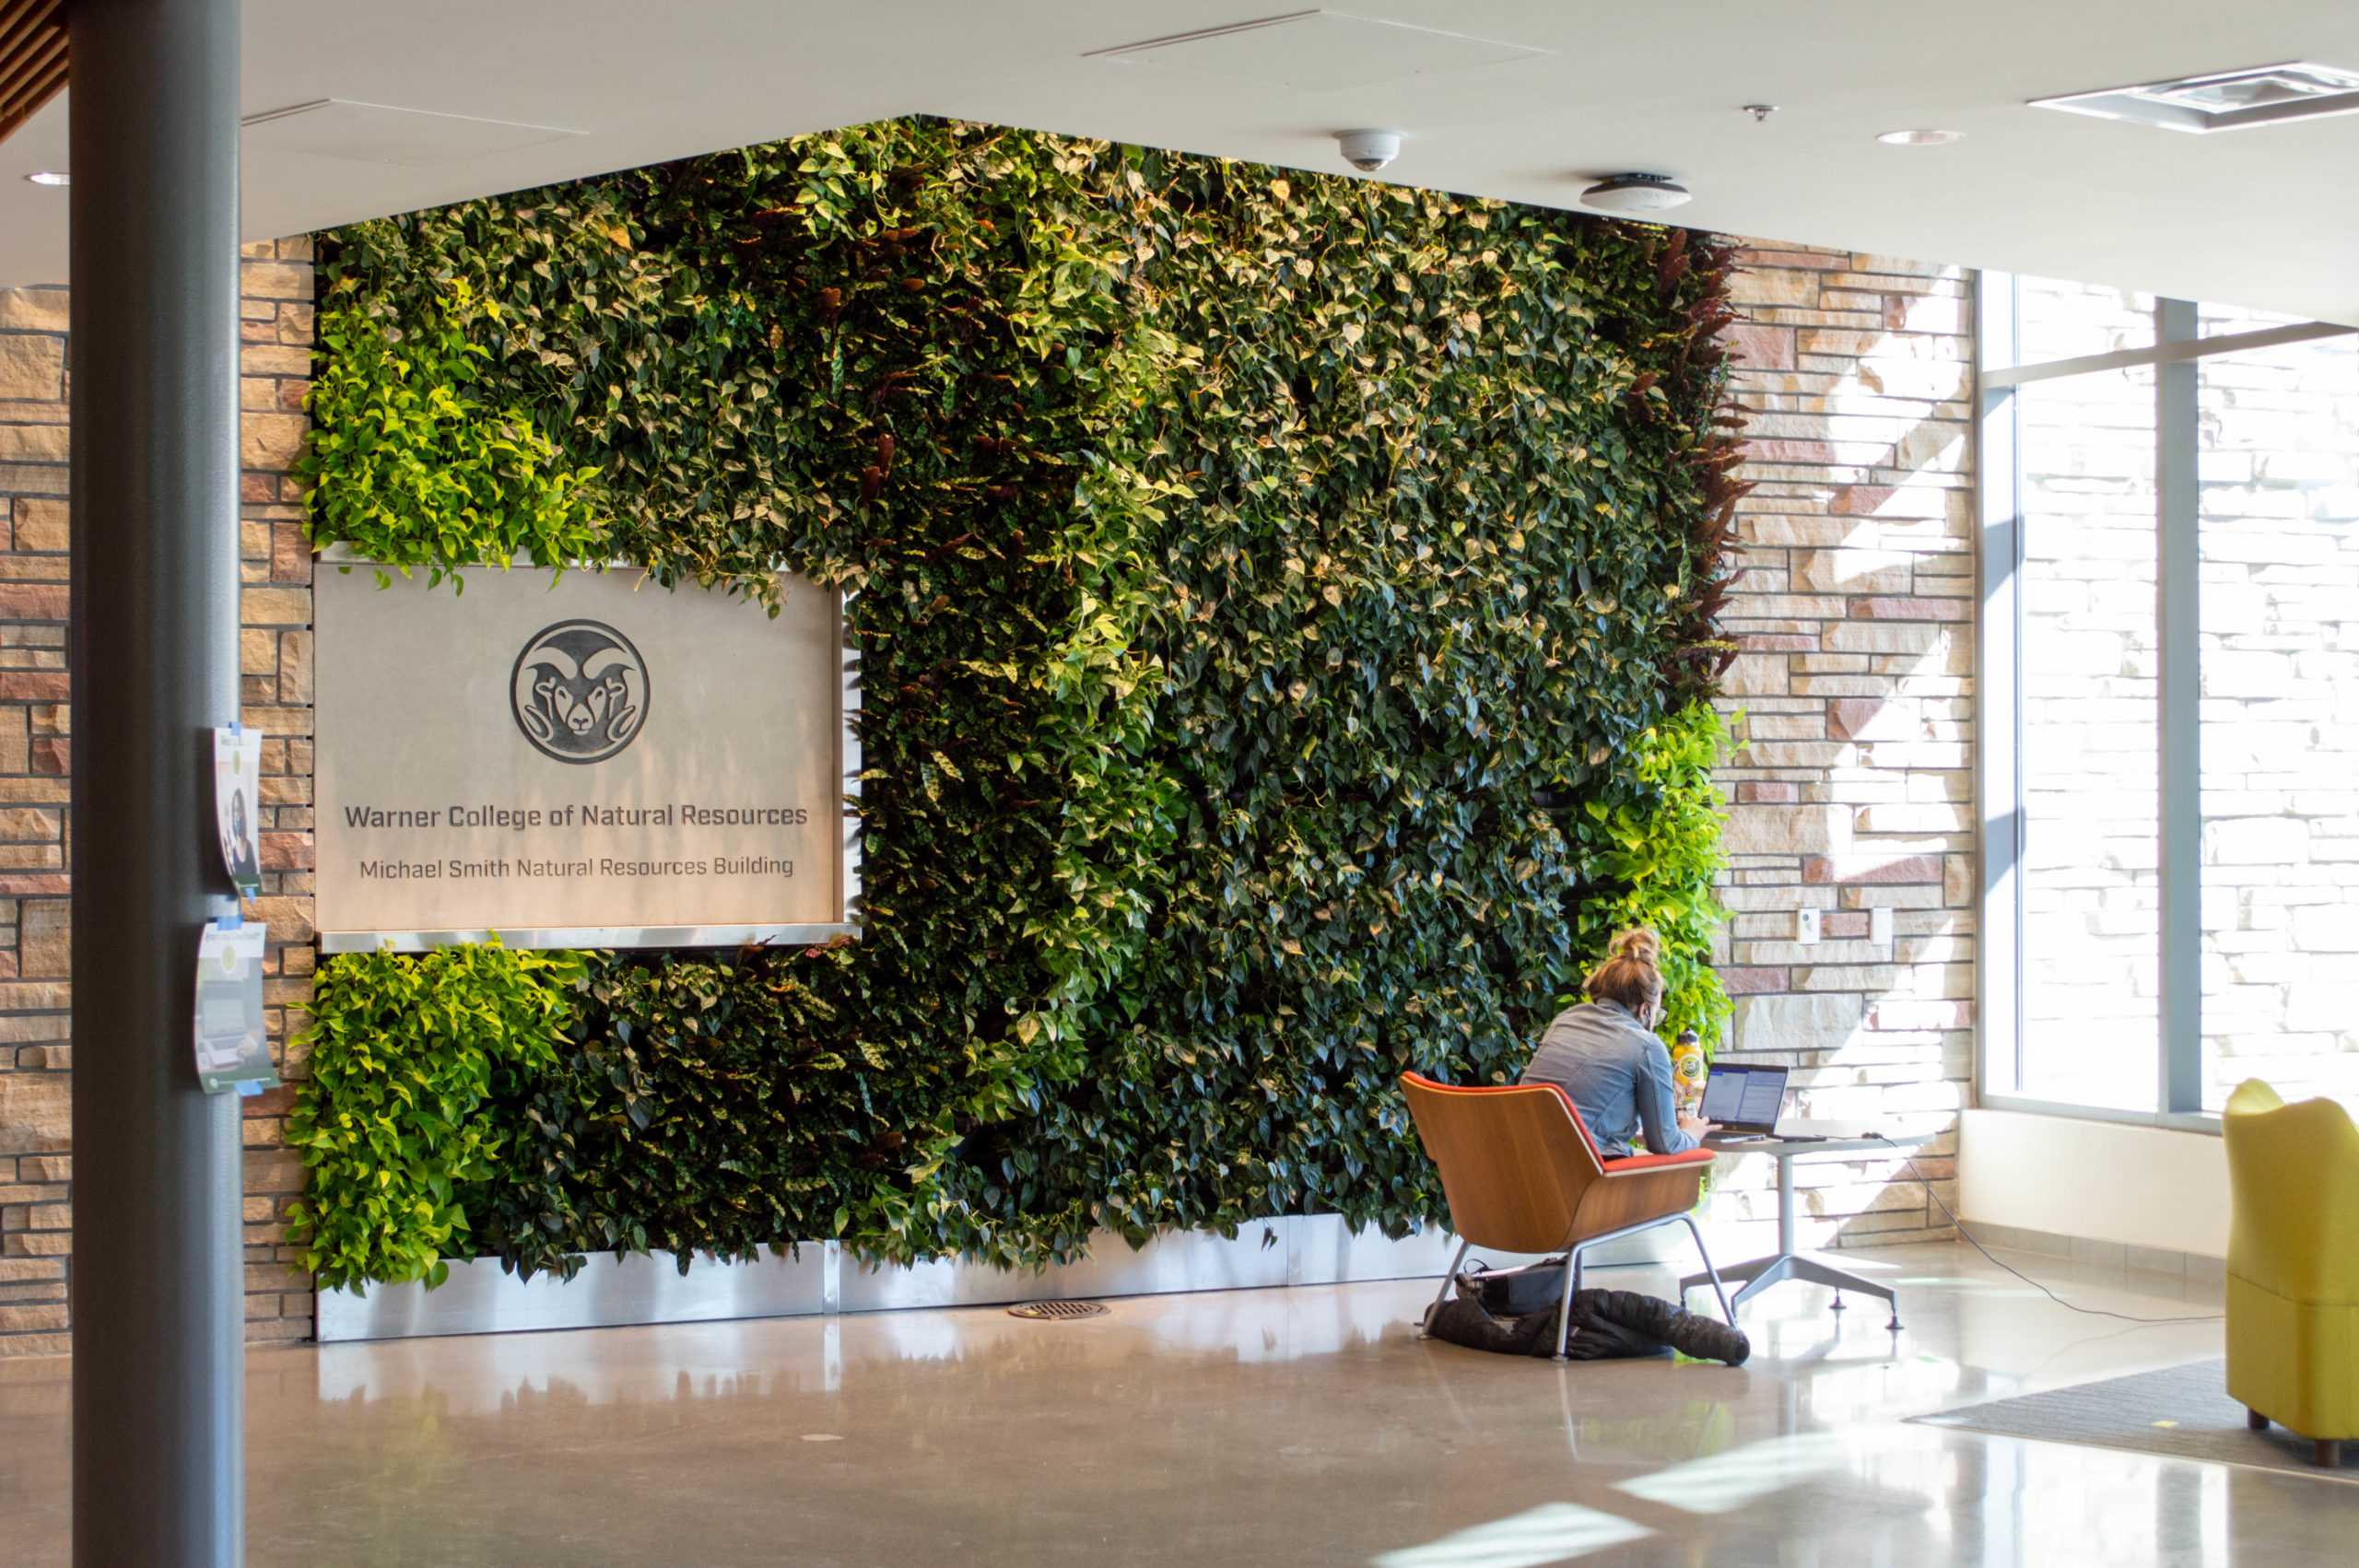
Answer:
[{"xmin": 1702, "ymin": 1129, "xmax": 1931, "ymax": 1156}]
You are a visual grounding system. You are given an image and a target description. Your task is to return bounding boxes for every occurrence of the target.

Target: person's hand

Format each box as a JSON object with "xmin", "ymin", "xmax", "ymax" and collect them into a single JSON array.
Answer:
[{"xmin": 1678, "ymin": 1112, "xmax": 1717, "ymax": 1141}]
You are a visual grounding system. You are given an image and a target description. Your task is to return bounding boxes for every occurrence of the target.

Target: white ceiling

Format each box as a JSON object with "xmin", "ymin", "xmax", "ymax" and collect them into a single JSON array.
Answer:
[{"xmin": 4, "ymin": 2, "xmax": 2357, "ymax": 323}]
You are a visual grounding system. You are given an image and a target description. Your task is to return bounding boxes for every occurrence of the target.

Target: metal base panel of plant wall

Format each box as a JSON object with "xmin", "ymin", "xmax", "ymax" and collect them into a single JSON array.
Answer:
[{"xmin": 312, "ymin": 1215, "xmax": 1686, "ymax": 1342}]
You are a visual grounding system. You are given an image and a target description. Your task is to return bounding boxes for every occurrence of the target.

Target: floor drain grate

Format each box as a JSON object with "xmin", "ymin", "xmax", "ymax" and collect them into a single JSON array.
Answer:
[{"xmin": 1007, "ymin": 1299, "xmax": 1109, "ymax": 1321}]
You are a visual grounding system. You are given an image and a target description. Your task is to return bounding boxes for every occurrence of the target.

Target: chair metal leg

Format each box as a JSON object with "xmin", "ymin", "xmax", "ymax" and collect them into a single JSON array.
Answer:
[
  {"xmin": 2318, "ymin": 1439, "xmax": 2345, "ymax": 1468},
  {"xmin": 2248, "ymin": 1408, "xmax": 2269, "ymax": 1432},
  {"xmin": 1679, "ymin": 1213, "xmax": 1735, "ymax": 1326},
  {"xmin": 1423, "ymin": 1238, "xmax": 1469, "ymax": 1338},
  {"xmin": 1553, "ymin": 1243, "xmax": 1582, "ymax": 1362}
]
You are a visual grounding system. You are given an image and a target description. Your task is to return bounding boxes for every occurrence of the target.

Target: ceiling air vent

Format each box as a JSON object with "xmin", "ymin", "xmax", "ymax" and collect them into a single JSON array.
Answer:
[
  {"xmin": 241, "ymin": 99, "xmax": 581, "ymax": 167},
  {"xmin": 1085, "ymin": 10, "xmax": 1546, "ymax": 92},
  {"xmin": 2032, "ymin": 62, "xmax": 2359, "ymax": 134}
]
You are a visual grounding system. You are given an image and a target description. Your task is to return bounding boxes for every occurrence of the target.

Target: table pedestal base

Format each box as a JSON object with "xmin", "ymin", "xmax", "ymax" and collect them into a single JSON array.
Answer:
[
  {"xmin": 1675, "ymin": 1134, "xmax": 1926, "ymax": 1333},
  {"xmin": 1679, "ymin": 1251, "xmax": 1901, "ymax": 1331}
]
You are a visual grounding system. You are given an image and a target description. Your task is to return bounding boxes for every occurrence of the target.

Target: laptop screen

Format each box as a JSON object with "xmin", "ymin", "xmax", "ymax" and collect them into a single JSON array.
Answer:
[{"xmin": 1700, "ymin": 1063, "xmax": 1788, "ymax": 1129}]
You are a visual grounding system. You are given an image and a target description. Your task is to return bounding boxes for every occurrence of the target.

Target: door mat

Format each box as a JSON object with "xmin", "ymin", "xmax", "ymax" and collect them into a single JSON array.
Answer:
[{"xmin": 1911, "ymin": 1359, "xmax": 2355, "ymax": 1483}]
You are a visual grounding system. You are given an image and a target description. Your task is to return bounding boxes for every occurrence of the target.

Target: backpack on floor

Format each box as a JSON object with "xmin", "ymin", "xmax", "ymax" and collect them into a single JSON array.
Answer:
[{"xmin": 1459, "ymin": 1257, "xmax": 1569, "ymax": 1316}]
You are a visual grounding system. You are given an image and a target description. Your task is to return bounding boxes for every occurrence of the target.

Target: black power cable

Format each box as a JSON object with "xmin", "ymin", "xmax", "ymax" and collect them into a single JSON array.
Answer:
[{"xmin": 1874, "ymin": 1135, "xmax": 2224, "ymax": 1327}]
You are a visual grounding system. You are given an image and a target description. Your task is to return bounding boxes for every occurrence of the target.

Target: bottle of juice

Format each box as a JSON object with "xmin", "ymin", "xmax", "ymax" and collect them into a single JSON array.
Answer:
[{"xmin": 1672, "ymin": 1028, "xmax": 1707, "ymax": 1114}]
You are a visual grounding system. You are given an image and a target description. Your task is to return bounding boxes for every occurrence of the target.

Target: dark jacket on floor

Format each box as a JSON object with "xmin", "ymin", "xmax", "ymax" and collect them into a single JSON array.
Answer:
[{"xmin": 1426, "ymin": 1285, "xmax": 1751, "ymax": 1364}]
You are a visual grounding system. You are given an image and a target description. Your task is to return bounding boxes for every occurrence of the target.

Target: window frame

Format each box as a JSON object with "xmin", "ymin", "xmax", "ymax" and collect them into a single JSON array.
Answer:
[{"xmin": 1973, "ymin": 273, "xmax": 2359, "ymax": 1130}]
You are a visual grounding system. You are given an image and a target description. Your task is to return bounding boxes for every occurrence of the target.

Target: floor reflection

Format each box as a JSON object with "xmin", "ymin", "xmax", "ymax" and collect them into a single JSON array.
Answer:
[{"xmin": 2, "ymin": 1242, "xmax": 2353, "ymax": 1566}]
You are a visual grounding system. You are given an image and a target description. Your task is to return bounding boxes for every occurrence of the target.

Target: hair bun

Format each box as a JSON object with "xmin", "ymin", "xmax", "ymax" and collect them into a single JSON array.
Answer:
[
  {"xmin": 1582, "ymin": 926, "xmax": 1669, "ymax": 1017},
  {"xmin": 1612, "ymin": 928, "xmax": 1662, "ymax": 966}
]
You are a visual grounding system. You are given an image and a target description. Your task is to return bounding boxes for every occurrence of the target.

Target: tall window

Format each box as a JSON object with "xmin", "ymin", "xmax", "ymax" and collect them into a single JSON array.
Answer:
[
  {"xmin": 2014, "ymin": 363, "xmax": 2159, "ymax": 1111},
  {"xmin": 2196, "ymin": 327, "xmax": 2359, "ymax": 1113},
  {"xmin": 1979, "ymin": 276, "xmax": 2359, "ymax": 1123}
]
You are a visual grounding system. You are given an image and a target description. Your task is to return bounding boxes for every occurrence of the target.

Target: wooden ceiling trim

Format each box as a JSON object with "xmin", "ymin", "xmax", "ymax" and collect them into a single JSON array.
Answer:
[{"xmin": 0, "ymin": 1, "xmax": 66, "ymax": 149}]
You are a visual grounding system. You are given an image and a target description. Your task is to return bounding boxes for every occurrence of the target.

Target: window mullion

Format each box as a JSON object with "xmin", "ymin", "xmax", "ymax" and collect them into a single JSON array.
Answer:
[{"xmin": 2155, "ymin": 298, "xmax": 2202, "ymax": 1115}]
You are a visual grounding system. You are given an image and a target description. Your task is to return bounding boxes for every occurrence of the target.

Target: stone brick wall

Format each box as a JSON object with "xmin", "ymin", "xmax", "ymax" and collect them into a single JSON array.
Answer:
[
  {"xmin": 1699, "ymin": 239, "xmax": 1975, "ymax": 1255},
  {"xmin": 0, "ymin": 280, "xmax": 72, "ymax": 1354},
  {"xmin": 238, "ymin": 239, "xmax": 322, "ymax": 1346},
  {"xmin": 0, "ymin": 240, "xmax": 317, "ymax": 1357}
]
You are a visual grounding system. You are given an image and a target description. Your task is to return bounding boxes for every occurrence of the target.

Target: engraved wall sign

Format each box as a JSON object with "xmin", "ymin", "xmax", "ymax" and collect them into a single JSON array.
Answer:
[{"xmin": 315, "ymin": 559, "xmax": 859, "ymax": 951}]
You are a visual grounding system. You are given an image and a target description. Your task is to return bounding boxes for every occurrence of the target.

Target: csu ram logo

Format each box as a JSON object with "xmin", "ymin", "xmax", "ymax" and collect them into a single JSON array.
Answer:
[{"xmin": 510, "ymin": 619, "xmax": 651, "ymax": 765}]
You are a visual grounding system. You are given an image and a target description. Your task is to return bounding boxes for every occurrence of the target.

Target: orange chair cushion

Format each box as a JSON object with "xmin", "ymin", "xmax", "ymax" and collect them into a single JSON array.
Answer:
[{"xmin": 1602, "ymin": 1148, "xmax": 1717, "ymax": 1173}]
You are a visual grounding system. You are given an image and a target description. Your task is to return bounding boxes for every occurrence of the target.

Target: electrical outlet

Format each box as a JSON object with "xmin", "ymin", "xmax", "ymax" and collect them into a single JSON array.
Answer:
[
  {"xmin": 1795, "ymin": 907, "xmax": 1821, "ymax": 944},
  {"xmin": 1870, "ymin": 907, "xmax": 1895, "ymax": 946}
]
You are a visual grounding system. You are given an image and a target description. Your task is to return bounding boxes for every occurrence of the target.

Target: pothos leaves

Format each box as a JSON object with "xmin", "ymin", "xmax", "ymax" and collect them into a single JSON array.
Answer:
[{"xmin": 297, "ymin": 117, "xmax": 1741, "ymax": 1281}]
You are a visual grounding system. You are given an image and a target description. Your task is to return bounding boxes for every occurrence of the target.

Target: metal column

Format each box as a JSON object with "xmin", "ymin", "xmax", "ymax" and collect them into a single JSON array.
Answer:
[
  {"xmin": 67, "ymin": 1, "xmax": 245, "ymax": 1563},
  {"xmin": 1775, "ymin": 1148, "xmax": 1795, "ymax": 1242}
]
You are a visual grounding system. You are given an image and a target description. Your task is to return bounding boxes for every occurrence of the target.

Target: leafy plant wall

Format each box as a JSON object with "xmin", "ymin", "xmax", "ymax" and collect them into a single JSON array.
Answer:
[{"xmin": 290, "ymin": 119, "xmax": 1745, "ymax": 1291}]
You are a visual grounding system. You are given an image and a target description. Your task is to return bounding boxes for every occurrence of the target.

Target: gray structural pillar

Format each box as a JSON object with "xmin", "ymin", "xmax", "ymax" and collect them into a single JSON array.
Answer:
[{"xmin": 67, "ymin": 0, "xmax": 246, "ymax": 1563}]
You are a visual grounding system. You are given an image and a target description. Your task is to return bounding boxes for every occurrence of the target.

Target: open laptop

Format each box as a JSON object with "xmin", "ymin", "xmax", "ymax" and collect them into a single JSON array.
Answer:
[{"xmin": 1696, "ymin": 1062, "xmax": 1875, "ymax": 1141}]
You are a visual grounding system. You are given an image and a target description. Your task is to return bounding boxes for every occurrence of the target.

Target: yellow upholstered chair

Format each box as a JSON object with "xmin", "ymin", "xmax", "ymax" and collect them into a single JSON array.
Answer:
[{"xmin": 2222, "ymin": 1078, "xmax": 2359, "ymax": 1466}]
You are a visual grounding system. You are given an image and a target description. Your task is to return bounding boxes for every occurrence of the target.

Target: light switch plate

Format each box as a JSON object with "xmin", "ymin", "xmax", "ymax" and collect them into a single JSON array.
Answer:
[
  {"xmin": 1796, "ymin": 907, "xmax": 1821, "ymax": 944},
  {"xmin": 1870, "ymin": 907, "xmax": 1895, "ymax": 946}
]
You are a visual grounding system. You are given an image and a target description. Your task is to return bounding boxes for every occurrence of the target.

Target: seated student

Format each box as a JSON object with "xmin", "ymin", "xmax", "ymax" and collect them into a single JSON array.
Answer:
[{"xmin": 1520, "ymin": 928, "xmax": 1714, "ymax": 1157}]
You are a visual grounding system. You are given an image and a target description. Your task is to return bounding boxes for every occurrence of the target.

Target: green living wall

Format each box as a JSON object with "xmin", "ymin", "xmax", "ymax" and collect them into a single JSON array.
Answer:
[{"xmin": 288, "ymin": 119, "xmax": 1747, "ymax": 1291}]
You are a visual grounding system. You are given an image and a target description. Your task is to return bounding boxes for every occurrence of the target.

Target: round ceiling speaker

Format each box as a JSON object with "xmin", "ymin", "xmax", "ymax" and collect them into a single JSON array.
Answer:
[{"xmin": 1579, "ymin": 173, "xmax": 1692, "ymax": 214}]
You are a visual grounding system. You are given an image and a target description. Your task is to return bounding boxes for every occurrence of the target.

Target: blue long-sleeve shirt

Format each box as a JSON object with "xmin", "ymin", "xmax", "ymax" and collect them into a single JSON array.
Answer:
[{"xmin": 1519, "ymin": 1000, "xmax": 1696, "ymax": 1158}]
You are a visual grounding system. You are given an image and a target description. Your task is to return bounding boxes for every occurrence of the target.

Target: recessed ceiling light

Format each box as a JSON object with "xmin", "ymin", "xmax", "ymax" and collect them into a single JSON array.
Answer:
[
  {"xmin": 1877, "ymin": 129, "xmax": 1963, "ymax": 146},
  {"xmin": 24, "ymin": 170, "xmax": 69, "ymax": 187},
  {"xmin": 1580, "ymin": 173, "xmax": 1691, "ymax": 214},
  {"xmin": 2032, "ymin": 61, "xmax": 2359, "ymax": 133}
]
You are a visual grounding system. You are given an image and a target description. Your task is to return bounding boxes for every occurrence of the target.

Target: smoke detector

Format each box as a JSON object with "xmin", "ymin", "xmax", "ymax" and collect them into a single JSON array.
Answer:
[
  {"xmin": 1337, "ymin": 129, "xmax": 1402, "ymax": 173},
  {"xmin": 1579, "ymin": 173, "xmax": 1691, "ymax": 214}
]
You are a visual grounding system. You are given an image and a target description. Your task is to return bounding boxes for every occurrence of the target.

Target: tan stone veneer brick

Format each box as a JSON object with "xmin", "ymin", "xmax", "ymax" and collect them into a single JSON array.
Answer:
[
  {"xmin": 0, "ymin": 1071, "xmax": 70, "ymax": 1153},
  {"xmin": 0, "ymin": 336, "xmax": 65, "ymax": 402},
  {"xmin": 0, "ymin": 237, "xmax": 319, "ymax": 1355},
  {"xmin": 1701, "ymin": 240, "xmax": 1975, "ymax": 1252}
]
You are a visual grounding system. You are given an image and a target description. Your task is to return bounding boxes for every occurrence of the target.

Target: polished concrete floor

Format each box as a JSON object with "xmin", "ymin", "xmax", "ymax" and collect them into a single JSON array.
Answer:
[{"xmin": 2, "ymin": 1242, "xmax": 2351, "ymax": 1565}]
